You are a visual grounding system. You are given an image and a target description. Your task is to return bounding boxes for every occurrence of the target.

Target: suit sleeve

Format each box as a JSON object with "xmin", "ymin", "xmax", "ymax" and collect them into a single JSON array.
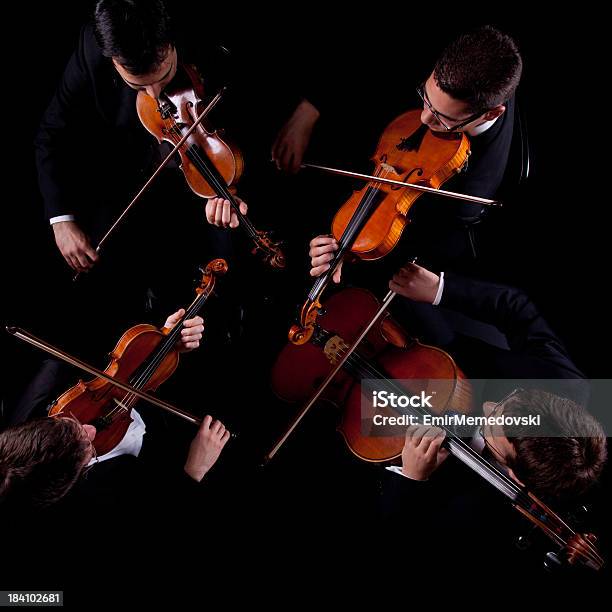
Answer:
[
  {"xmin": 380, "ymin": 468, "xmax": 441, "ymax": 525},
  {"xmin": 34, "ymin": 26, "xmax": 99, "ymax": 220},
  {"xmin": 439, "ymin": 272, "xmax": 583, "ymax": 377}
]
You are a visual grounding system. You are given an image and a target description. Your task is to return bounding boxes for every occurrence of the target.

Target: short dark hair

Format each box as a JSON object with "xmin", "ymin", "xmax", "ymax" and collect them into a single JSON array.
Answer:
[
  {"xmin": 93, "ymin": 0, "xmax": 175, "ymax": 75},
  {"xmin": 502, "ymin": 390, "xmax": 607, "ymax": 500},
  {"xmin": 434, "ymin": 25, "xmax": 522, "ymax": 113},
  {"xmin": 0, "ymin": 418, "xmax": 90, "ymax": 509}
]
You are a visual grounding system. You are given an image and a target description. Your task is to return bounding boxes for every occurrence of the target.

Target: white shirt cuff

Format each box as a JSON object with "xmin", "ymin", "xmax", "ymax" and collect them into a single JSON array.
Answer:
[
  {"xmin": 385, "ymin": 465, "xmax": 428, "ymax": 482},
  {"xmin": 49, "ymin": 215, "xmax": 75, "ymax": 225},
  {"xmin": 432, "ymin": 271, "xmax": 445, "ymax": 306}
]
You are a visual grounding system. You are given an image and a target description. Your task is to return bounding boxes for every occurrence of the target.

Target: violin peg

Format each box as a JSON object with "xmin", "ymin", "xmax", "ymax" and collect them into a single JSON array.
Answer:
[
  {"xmin": 515, "ymin": 533, "xmax": 532, "ymax": 551},
  {"xmin": 544, "ymin": 551, "xmax": 562, "ymax": 572}
]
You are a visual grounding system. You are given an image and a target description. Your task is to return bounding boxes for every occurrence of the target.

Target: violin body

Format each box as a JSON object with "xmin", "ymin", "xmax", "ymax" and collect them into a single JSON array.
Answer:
[
  {"xmin": 137, "ymin": 63, "xmax": 244, "ymax": 200},
  {"xmin": 331, "ymin": 109, "xmax": 470, "ymax": 260},
  {"xmin": 273, "ymin": 288, "xmax": 473, "ymax": 461},
  {"xmin": 48, "ymin": 258, "xmax": 228, "ymax": 456},
  {"xmin": 136, "ymin": 64, "xmax": 285, "ymax": 269},
  {"xmin": 289, "ymin": 110, "xmax": 470, "ymax": 344},
  {"xmin": 49, "ymin": 324, "xmax": 179, "ymax": 455}
]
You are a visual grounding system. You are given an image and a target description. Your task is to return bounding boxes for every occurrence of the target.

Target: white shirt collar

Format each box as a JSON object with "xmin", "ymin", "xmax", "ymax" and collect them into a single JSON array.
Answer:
[{"xmin": 467, "ymin": 116, "xmax": 499, "ymax": 137}]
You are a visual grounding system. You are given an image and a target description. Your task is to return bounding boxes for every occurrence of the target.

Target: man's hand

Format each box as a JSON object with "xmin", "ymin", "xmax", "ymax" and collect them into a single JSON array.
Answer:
[
  {"xmin": 389, "ymin": 262, "xmax": 440, "ymax": 303},
  {"xmin": 401, "ymin": 425, "xmax": 449, "ymax": 480},
  {"xmin": 52, "ymin": 221, "xmax": 99, "ymax": 272},
  {"xmin": 164, "ymin": 309, "xmax": 204, "ymax": 352},
  {"xmin": 309, "ymin": 235, "xmax": 342, "ymax": 283},
  {"xmin": 184, "ymin": 415, "xmax": 231, "ymax": 481},
  {"xmin": 272, "ymin": 99, "xmax": 320, "ymax": 174},
  {"xmin": 204, "ymin": 196, "xmax": 248, "ymax": 229}
]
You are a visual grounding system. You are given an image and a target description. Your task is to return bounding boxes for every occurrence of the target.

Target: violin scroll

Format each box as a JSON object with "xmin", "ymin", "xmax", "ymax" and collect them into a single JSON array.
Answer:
[
  {"xmin": 253, "ymin": 231, "xmax": 286, "ymax": 269},
  {"xmin": 198, "ymin": 258, "xmax": 228, "ymax": 285},
  {"xmin": 288, "ymin": 299, "xmax": 321, "ymax": 345},
  {"xmin": 564, "ymin": 533, "xmax": 604, "ymax": 571}
]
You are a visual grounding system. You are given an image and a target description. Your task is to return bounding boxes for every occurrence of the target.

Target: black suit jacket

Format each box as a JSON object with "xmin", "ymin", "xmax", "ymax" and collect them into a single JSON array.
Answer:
[
  {"xmin": 33, "ymin": 20, "xmax": 303, "ymax": 226},
  {"xmin": 1, "ymin": 453, "xmax": 210, "ymax": 590},
  {"xmin": 440, "ymin": 272, "xmax": 587, "ymax": 401},
  {"xmin": 35, "ymin": 25, "xmax": 155, "ymax": 224}
]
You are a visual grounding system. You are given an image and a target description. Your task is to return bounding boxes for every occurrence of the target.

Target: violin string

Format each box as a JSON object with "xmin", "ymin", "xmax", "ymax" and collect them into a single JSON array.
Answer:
[
  {"xmin": 169, "ymin": 125, "xmax": 261, "ymax": 242},
  {"xmin": 309, "ymin": 165, "xmax": 391, "ymax": 300},
  {"xmin": 148, "ymin": 103, "xmax": 583, "ymax": 564},
  {"xmin": 155, "ymin": 102, "xmax": 245, "ymax": 216},
  {"xmin": 104, "ymin": 285, "xmax": 213, "ymax": 421},
  {"xmin": 334, "ymin": 341, "xmax": 528, "ymax": 500},
  {"xmin": 348, "ymin": 348, "xmax": 561, "ymax": 517},
  {"xmin": 106, "ymin": 238, "xmax": 212, "ymax": 419},
  {"xmin": 335, "ymin": 165, "xmax": 389, "ymax": 251},
  {"xmin": 317, "ymin": 332, "xmax": 578, "ymax": 550},
  {"xmin": 311, "ymin": 165, "xmax": 388, "ymax": 296},
  {"xmin": 160, "ymin": 112, "xmax": 260, "ymax": 240},
  {"xmin": 347, "ymin": 346, "xmax": 541, "ymax": 506},
  {"xmin": 118, "ymin": 289, "xmax": 208, "ymax": 408}
]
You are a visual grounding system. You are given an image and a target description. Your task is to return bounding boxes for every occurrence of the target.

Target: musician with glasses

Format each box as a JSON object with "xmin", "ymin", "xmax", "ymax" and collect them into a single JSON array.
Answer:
[{"xmin": 309, "ymin": 25, "xmax": 523, "ymax": 281}]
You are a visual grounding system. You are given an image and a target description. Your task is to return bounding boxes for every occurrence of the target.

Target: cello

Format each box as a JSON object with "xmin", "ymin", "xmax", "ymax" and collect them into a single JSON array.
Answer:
[
  {"xmin": 270, "ymin": 287, "xmax": 604, "ymax": 571},
  {"xmin": 274, "ymin": 287, "xmax": 473, "ymax": 461}
]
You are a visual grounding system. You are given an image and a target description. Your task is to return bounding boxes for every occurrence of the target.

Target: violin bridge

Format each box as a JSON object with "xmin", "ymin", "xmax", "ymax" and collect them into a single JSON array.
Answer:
[
  {"xmin": 112, "ymin": 398, "xmax": 131, "ymax": 413},
  {"xmin": 380, "ymin": 162, "xmax": 398, "ymax": 176},
  {"xmin": 324, "ymin": 335, "xmax": 350, "ymax": 365}
]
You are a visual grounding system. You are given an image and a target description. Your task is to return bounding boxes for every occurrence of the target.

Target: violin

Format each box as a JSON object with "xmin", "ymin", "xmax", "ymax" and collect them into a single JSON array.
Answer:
[
  {"xmin": 271, "ymin": 287, "xmax": 604, "ymax": 571},
  {"xmin": 48, "ymin": 258, "xmax": 228, "ymax": 455},
  {"xmin": 137, "ymin": 63, "xmax": 285, "ymax": 269},
  {"xmin": 290, "ymin": 109, "xmax": 480, "ymax": 345}
]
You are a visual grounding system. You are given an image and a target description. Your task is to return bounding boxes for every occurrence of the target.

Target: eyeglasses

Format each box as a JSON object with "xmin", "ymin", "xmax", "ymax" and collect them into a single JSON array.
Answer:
[
  {"xmin": 416, "ymin": 83, "xmax": 486, "ymax": 132},
  {"xmin": 479, "ymin": 388, "xmax": 523, "ymax": 464}
]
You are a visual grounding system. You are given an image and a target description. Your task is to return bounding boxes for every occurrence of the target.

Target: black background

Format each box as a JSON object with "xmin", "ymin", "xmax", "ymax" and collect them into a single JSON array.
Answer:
[
  {"xmin": 3, "ymin": 3, "xmax": 610, "ymax": 376},
  {"xmin": 1, "ymin": 0, "xmax": 610, "ymax": 588}
]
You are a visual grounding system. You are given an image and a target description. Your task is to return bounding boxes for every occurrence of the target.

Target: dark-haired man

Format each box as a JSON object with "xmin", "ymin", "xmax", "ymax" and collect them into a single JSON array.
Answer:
[
  {"xmin": 375, "ymin": 261, "xmax": 608, "ymax": 571},
  {"xmin": 0, "ymin": 410, "xmax": 232, "ymax": 593},
  {"xmin": 37, "ymin": 0, "xmax": 249, "ymax": 276},
  {"xmin": 373, "ymin": 261, "xmax": 606, "ymax": 502},
  {"xmin": 0, "ymin": 412, "xmax": 230, "ymax": 511},
  {"xmin": 310, "ymin": 25, "xmax": 523, "ymax": 280},
  {"xmin": 381, "ymin": 388, "xmax": 607, "ymax": 575},
  {"xmin": 362, "ymin": 261, "xmax": 608, "ymax": 574},
  {"xmin": 33, "ymin": 0, "xmax": 260, "ymax": 376},
  {"xmin": 395, "ymin": 388, "xmax": 607, "ymax": 501}
]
